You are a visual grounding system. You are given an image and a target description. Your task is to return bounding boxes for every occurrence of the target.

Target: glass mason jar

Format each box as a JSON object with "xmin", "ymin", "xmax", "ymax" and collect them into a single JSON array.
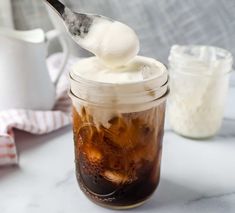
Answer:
[
  {"xmin": 69, "ymin": 58, "xmax": 168, "ymax": 209},
  {"xmin": 168, "ymin": 45, "xmax": 233, "ymax": 139}
]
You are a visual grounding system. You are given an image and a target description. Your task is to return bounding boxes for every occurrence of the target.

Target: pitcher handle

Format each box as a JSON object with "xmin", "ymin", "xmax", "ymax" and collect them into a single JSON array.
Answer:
[{"xmin": 46, "ymin": 29, "xmax": 69, "ymax": 85}]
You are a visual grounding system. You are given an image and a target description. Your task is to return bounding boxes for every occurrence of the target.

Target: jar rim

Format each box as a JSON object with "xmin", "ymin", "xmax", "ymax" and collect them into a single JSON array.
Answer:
[
  {"xmin": 169, "ymin": 45, "xmax": 233, "ymax": 76},
  {"xmin": 69, "ymin": 72, "xmax": 169, "ymax": 105},
  {"xmin": 168, "ymin": 66, "xmax": 233, "ymax": 77},
  {"xmin": 69, "ymin": 57, "xmax": 168, "ymax": 108},
  {"xmin": 69, "ymin": 88, "xmax": 169, "ymax": 113},
  {"xmin": 69, "ymin": 71, "xmax": 168, "ymax": 91}
]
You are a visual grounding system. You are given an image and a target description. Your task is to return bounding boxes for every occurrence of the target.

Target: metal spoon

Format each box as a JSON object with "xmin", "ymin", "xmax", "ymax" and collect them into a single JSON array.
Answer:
[{"xmin": 44, "ymin": 0, "xmax": 112, "ymax": 41}]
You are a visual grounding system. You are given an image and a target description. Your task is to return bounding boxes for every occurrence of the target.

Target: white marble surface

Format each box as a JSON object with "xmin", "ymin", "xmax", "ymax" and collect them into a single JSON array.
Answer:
[{"xmin": 0, "ymin": 75, "xmax": 235, "ymax": 213}]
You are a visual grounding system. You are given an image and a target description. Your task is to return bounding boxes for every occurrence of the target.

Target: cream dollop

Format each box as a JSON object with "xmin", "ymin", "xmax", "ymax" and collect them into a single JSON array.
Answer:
[{"xmin": 77, "ymin": 19, "xmax": 140, "ymax": 68}]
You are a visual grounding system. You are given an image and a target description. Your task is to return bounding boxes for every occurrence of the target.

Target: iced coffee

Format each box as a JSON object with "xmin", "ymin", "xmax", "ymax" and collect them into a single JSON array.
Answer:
[
  {"xmin": 72, "ymin": 102, "xmax": 166, "ymax": 208},
  {"xmin": 68, "ymin": 13, "xmax": 168, "ymax": 209},
  {"xmin": 69, "ymin": 55, "xmax": 168, "ymax": 209}
]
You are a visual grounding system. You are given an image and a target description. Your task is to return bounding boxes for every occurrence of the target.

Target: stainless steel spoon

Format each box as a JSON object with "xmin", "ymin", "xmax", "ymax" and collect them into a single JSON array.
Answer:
[{"xmin": 44, "ymin": 0, "xmax": 112, "ymax": 41}]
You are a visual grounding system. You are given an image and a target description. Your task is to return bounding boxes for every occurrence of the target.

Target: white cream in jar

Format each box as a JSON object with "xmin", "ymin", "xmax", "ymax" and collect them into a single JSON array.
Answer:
[{"xmin": 168, "ymin": 45, "xmax": 233, "ymax": 139}]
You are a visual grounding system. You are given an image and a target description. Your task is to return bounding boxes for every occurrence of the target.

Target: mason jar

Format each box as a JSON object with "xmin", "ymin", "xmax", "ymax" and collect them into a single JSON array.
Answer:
[
  {"xmin": 168, "ymin": 45, "xmax": 233, "ymax": 139},
  {"xmin": 69, "ymin": 57, "xmax": 168, "ymax": 209}
]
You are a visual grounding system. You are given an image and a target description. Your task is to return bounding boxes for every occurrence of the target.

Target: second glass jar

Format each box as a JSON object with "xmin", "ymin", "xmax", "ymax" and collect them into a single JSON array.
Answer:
[{"xmin": 168, "ymin": 45, "xmax": 233, "ymax": 139}]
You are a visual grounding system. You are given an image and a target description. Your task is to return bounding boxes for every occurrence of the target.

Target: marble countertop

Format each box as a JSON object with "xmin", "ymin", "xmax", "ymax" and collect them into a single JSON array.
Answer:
[{"xmin": 0, "ymin": 77, "xmax": 235, "ymax": 213}]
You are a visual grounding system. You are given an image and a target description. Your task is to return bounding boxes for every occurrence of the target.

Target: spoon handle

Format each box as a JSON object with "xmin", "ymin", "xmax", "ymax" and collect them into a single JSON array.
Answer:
[{"xmin": 44, "ymin": 0, "xmax": 65, "ymax": 17}]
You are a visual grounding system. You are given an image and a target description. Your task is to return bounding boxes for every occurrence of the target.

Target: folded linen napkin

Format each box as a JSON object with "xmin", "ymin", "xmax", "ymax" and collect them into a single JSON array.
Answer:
[{"xmin": 0, "ymin": 53, "xmax": 76, "ymax": 166}]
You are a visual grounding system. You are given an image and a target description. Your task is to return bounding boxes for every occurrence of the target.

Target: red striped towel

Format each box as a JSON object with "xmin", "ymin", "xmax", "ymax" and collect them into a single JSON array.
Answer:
[{"xmin": 0, "ymin": 53, "xmax": 76, "ymax": 166}]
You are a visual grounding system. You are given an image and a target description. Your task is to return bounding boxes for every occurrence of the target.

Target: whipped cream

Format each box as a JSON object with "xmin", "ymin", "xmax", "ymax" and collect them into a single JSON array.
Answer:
[
  {"xmin": 72, "ymin": 56, "xmax": 165, "ymax": 84},
  {"xmin": 73, "ymin": 19, "xmax": 140, "ymax": 68}
]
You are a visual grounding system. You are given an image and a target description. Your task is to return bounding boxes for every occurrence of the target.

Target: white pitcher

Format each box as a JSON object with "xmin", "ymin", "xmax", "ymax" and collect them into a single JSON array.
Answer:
[{"xmin": 0, "ymin": 28, "xmax": 69, "ymax": 110}]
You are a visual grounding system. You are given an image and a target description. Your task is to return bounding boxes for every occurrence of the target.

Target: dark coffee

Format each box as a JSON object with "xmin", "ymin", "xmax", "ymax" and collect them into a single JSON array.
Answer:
[{"xmin": 73, "ymin": 103, "xmax": 165, "ymax": 208}]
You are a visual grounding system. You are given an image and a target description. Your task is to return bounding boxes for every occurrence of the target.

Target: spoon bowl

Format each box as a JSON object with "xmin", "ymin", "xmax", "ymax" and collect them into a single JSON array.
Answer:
[{"xmin": 43, "ymin": 0, "xmax": 140, "ymax": 67}]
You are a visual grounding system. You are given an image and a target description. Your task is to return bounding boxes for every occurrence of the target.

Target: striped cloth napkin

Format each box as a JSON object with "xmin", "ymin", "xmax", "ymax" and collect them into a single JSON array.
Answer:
[{"xmin": 0, "ymin": 53, "xmax": 76, "ymax": 166}]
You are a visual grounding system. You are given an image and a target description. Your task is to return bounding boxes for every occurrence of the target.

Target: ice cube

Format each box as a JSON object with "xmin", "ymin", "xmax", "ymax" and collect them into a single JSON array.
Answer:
[
  {"xmin": 85, "ymin": 146, "xmax": 102, "ymax": 163},
  {"xmin": 103, "ymin": 170, "xmax": 129, "ymax": 184}
]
